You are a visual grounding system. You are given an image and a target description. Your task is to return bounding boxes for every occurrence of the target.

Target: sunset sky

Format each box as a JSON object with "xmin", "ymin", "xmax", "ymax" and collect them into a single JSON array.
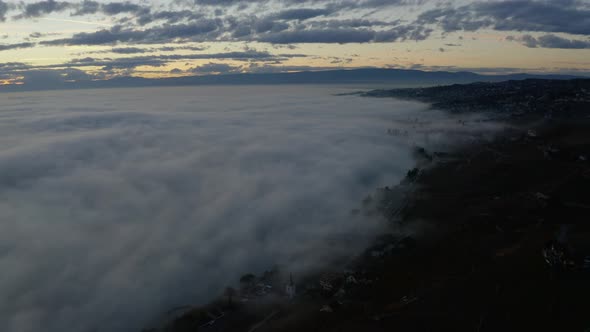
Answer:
[{"xmin": 1, "ymin": 0, "xmax": 589, "ymax": 84}]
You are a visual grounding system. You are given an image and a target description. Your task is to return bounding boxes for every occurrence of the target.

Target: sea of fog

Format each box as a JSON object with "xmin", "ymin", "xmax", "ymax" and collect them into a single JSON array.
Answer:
[{"xmin": 0, "ymin": 85, "xmax": 500, "ymax": 332}]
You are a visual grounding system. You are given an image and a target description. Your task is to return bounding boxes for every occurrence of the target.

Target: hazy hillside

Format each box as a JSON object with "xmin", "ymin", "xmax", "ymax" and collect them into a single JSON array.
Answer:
[{"xmin": 0, "ymin": 68, "xmax": 581, "ymax": 92}]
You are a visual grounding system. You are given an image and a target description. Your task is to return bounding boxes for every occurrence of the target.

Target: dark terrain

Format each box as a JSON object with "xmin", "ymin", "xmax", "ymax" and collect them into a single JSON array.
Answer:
[
  {"xmin": 145, "ymin": 79, "xmax": 590, "ymax": 332},
  {"xmin": 362, "ymin": 78, "xmax": 590, "ymax": 117}
]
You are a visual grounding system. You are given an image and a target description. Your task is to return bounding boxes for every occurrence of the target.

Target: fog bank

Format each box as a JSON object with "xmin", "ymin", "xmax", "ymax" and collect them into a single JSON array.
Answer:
[{"xmin": 0, "ymin": 85, "xmax": 500, "ymax": 332}]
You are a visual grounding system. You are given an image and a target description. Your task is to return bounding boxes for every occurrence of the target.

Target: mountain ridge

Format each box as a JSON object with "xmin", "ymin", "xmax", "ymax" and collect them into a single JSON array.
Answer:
[{"xmin": 0, "ymin": 68, "xmax": 584, "ymax": 92}]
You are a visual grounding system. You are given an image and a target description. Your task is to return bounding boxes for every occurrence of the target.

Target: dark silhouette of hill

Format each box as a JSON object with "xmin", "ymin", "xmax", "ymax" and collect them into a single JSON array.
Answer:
[{"xmin": 0, "ymin": 68, "xmax": 582, "ymax": 92}]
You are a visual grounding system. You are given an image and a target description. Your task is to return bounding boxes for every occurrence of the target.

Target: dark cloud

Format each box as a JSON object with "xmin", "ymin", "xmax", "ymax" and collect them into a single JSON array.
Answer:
[
  {"xmin": 416, "ymin": 7, "xmax": 491, "ymax": 32},
  {"xmin": 10, "ymin": 0, "xmax": 588, "ymax": 49},
  {"xmin": 85, "ymin": 45, "xmax": 208, "ymax": 55},
  {"xmin": 102, "ymin": 1, "xmax": 146, "ymax": 15},
  {"xmin": 246, "ymin": 62, "xmax": 338, "ymax": 73},
  {"xmin": 6, "ymin": 0, "xmax": 590, "ymax": 43},
  {"xmin": 509, "ymin": 34, "xmax": 590, "ymax": 49},
  {"xmin": 226, "ymin": 15, "xmax": 290, "ymax": 37},
  {"xmin": 193, "ymin": 0, "xmax": 249, "ymax": 6},
  {"xmin": 0, "ymin": 62, "xmax": 30, "ymax": 71},
  {"xmin": 259, "ymin": 28, "xmax": 377, "ymax": 43},
  {"xmin": 68, "ymin": 55, "xmax": 165, "ymax": 70},
  {"xmin": 16, "ymin": 0, "xmax": 71, "ymax": 18},
  {"xmin": 60, "ymin": 50, "xmax": 301, "ymax": 70},
  {"xmin": 359, "ymin": 0, "xmax": 424, "ymax": 6},
  {"xmin": 0, "ymin": 42, "xmax": 35, "ymax": 51},
  {"xmin": 474, "ymin": 0, "xmax": 590, "ymax": 35},
  {"xmin": 373, "ymin": 25, "xmax": 432, "ymax": 42},
  {"xmin": 309, "ymin": 18, "xmax": 394, "ymax": 29},
  {"xmin": 70, "ymin": 0, "xmax": 150, "ymax": 16},
  {"xmin": 41, "ymin": 20, "xmax": 222, "ymax": 46},
  {"xmin": 0, "ymin": 67, "xmax": 95, "ymax": 87},
  {"xmin": 257, "ymin": 23, "xmax": 431, "ymax": 44},
  {"xmin": 0, "ymin": 0, "xmax": 10, "ymax": 21},
  {"xmin": 187, "ymin": 0, "xmax": 420, "ymax": 9},
  {"xmin": 111, "ymin": 46, "xmax": 147, "ymax": 54},
  {"xmin": 136, "ymin": 10, "xmax": 203, "ymax": 26},
  {"xmin": 19, "ymin": 0, "xmax": 442, "ymax": 47},
  {"xmin": 72, "ymin": 0, "xmax": 100, "ymax": 15},
  {"xmin": 37, "ymin": 13, "xmax": 432, "ymax": 46},
  {"xmin": 418, "ymin": 0, "xmax": 590, "ymax": 36},
  {"xmin": 0, "ymin": 49, "xmax": 305, "ymax": 80},
  {"xmin": 274, "ymin": 8, "xmax": 331, "ymax": 20},
  {"xmin": 157, "ymin": 45, "xmax": 208, "ymax": 51},
  {"xmin": 190, "ymin": 62, "xmax": 242, "ymax": 74}
]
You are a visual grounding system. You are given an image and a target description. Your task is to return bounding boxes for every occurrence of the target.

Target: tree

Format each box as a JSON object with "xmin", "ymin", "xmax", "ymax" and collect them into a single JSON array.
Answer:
[
  {"xmin": 239, "ymin": 273, "xmax": 256, "ymax": 293},
  {"xmin": 240, "ymin": 273, "xmax": 256, "ymax": 284},
  {"xmin": 224, "ymin": 287, "xmax": 236, "ymax": 307}
]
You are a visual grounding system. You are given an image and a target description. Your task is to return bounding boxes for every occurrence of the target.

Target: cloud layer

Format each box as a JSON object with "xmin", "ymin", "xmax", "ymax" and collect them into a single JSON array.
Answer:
[
  {"xmin": 1, "ymin": 0, "xmax": 586, "ymax": 47},
  {"xmin": 0, "ymin": 0, "xmax": 589, "ymax": 81},
  {"xmin": 0, "ymin": 85, "xmax": 502, "ymax": 331}
]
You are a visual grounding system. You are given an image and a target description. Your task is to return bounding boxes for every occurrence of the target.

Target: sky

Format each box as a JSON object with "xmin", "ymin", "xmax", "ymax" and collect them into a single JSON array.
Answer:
[{"xmin": 0, "ymin": 0, "xmax": 589, "ymax": 85}]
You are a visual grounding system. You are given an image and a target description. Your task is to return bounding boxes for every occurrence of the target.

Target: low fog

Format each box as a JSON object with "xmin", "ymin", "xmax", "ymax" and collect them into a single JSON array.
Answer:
[{"xmin": 0, "ymin": 85, "xmax": 501, "ymax": 332}]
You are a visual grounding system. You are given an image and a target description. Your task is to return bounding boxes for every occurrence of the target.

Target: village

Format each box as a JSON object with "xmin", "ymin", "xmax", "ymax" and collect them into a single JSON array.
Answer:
[{"xmin": 362, "ymin": 79, "xmax": 590, "ymax": 118}]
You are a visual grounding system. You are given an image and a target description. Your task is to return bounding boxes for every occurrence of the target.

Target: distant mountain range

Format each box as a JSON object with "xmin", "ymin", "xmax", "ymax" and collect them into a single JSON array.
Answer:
[{"xmin": 0, "ymin": 68, "xmax": 583, "ymax": 92}]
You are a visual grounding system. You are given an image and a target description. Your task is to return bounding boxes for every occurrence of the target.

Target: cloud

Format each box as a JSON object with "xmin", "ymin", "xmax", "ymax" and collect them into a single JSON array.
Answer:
[
  {"xmin": 418, "ymin": 0, "xmax": 590, "ymax": 36},
  {"xmin": 69, "ymin": 0, "xmax": 151, "ymax": 17},
  {"xmin": 259, "ymin": 28, "xmax": 377, "ymax": 43},
  {"xmin": 0, "ymin": 0, "xmax": 588, "ymax": 79},
  {"xmin": 508, "ymin": 34, "xmax": 590, "ymax": 49},
  {"xmin": 0, "ymin": 62, "xmax": 29, "ymax": 71},
  {"xmin": 63, "ymin": 50, "xmax": 301, "ymax": 68},
  {"xmin": 274, "ymin": 8, "xmax": 331, "ymax": 20},
  {"xmin": 0, "ymin": 86, "xmax": 505, "ymax": 331},
  {"xmin": 0, "ymin": 0, "xmax": 11, "ymax": 21},
  {"xmin": 18, "ymin": 68, "xmax": 93, "ymax": 87},
  {"xmin": 110, "ymin": 46, "xmax": 147, "ymax": 54},
  {"xmin": 189, "ymin": 62, "xmax": 241, "ymax": 74},
  {"xmin": 6, "ymin": 0, "xmax": 590, "ymax": 43},
  {"xmin": 33, "ymin": 9, "xmax": 431, "ymax": 46},
  {"xmin": 65, "ymin": 56, "xmax": 166, "ymax": 70},
  {"xmin": 245, "ymin": 62, "xmax": 337, "ymax": 73},
  {"xmin": 135, "ymin": 10, "xmax": 203, "ymax": 26},
  {"xmin": 15, "ymin": 0, "xmax": 72, "ymax": 18},
  {"xmin": 157, "ymin": 45, "xmax": 208, "ymax": 52},
  {"xmin": 255, "ymin": 23, "xmax": 431, "ymax": 44},
  {"xmin": 12, "ymin": 0, "xmax": 588, "ymax": 51},
  {"xmin": 84, "ymin": 45, "xmax": 209, "ymax": 55},
  {"xmin": 0, "ymin": 42, "xmax": 35, "ymax": 51},
  {"xmin": 474, "ymin": 0, "xmax": 590, "ymax": 35},
  {"xmin": 72, "ymin": 0, "xmax": 100, "ymax": 15},
  {"xmin": 41, "ymin": 20, "xmax": 223, "ymax": 46},
  {"xmin": 101, "ymin": 1, "xmax": 147, "ymax": 15},
  {"xmin": 29, "ymin": 32, "xmax": 60, "ymax": 39},
  {"xmin": 0, "ymin": 49, "xmax": 307, "ymax": 82},
  {"xmin": 308, "ymin": 18, "xmax": 395, "ymax": 29},
  {"xmin": 0, "ymin": 0, "xmax": 428, "ymax": 47}
]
